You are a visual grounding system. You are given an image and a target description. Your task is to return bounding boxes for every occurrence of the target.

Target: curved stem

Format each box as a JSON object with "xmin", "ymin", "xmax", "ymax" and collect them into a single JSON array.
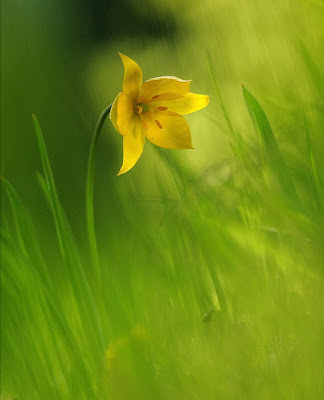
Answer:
[{"xmin": 86, "ymin": 103, "xmax": 112, "ymax": 271}]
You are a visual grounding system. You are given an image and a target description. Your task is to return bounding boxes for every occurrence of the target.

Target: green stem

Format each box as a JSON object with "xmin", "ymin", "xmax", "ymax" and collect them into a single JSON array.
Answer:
[{"xmin": 86, "ymin": 103, "xmax": 112, "ymax": 271}]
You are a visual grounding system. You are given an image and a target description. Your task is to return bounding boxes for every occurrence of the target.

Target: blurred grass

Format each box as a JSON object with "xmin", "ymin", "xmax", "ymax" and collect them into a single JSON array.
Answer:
[{"xmin": 1, "ymin": 0, "xmax": 324, "ymax": 399}]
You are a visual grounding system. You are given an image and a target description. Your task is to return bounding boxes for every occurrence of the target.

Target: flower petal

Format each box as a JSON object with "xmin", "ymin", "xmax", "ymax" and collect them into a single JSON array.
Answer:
[
  {"xmin": 118, "ymin": 115, "xmax": 145, "ymax": 175},
  {"xmin": 118, "ymin": 52, "xmax": 143, "ymax": 101},
  {"xmin": 111, "ymin": 92, "xmax": 136, "ymax": 136},
  {"xmin": 149, "ymin": 92, "xmax": 210, "ymax": 115},
  {"xmin": 109, "ymin": 92, "xmax": 122, "ymax": 132},
  {"xmin": 143, "ymin": 110, "xmax": 194, "ymax": 150},
  {"xmin": 141, "ymin": 77, "xmax": 191, "ymax": 103}
]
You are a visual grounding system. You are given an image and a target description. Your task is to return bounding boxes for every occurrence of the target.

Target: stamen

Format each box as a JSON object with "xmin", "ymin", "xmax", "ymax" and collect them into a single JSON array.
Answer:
[
  {"xmin": 155, "ymin": 120, "xmax": 163, "ymax": 129},
  {"xmin": 152, "ymin": 95, "xmax": 159, "ymax": 99},
  {"xmin": 157, "ymin": 106, "xmax": 168, "ymax": 111},
  {"xmin": 142, "ymin": 119, "xmax": 148, "ymax": 130},
  {"xmin": 137, "ymin": 96, "xmax": 144, "ymax": 103}
]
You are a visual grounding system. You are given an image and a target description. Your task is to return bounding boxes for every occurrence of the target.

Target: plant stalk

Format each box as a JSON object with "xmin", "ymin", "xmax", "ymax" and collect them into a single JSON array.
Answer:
[{"xmin": 86, "ymin": 103, "xmax": 112, "ymax": 271}]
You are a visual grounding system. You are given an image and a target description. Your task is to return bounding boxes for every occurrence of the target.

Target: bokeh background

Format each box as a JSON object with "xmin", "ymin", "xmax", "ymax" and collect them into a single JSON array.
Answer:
[{"xmin": 2, "ymin": 0, "xmax": 324, "ymax": 399}]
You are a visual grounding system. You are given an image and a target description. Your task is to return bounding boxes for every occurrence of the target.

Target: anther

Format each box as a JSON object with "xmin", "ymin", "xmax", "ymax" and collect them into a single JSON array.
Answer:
[
  {"xmin": 142, "ymin": 119, "xmax": 148, "ymax": 130},
  {"xmin": 155, "ymin": 120, "xmax": 163, "ymax": 129},
  {"xmin": 157, "ymin": 106, "xmax": 168, "ymax": 111},
  {"xmin": 152, "ymin": 95, "xmax": 159, "ymax": 99}
]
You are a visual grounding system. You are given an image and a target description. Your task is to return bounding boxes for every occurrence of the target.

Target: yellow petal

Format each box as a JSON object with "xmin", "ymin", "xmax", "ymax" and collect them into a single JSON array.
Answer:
[
  {"xmin": 149, "ymin": 92, "xmax": 210, "ymax": 115},
  {"xmin": 110, "ymin": 92, "xmax": 135, "ymax": 136},
  {"xmin": 118, "ymin": 52, "xmax": 143, "ymax": 101},
  {"xmin": 113, "ymin": 92, "xmax": 136, "ymax": 136},
  {"xmin": 141, "ymin": 77, "xmax": 191, "ymax": 103},
  {"xmin": 109, "ymin": 92, "xmax": 122, "ymax": 132},
  {"xmin": 118, "ymin": 115, "xmax": 145, "ymax": 175},
  {"xmin": 143, "ymin": 110, "xmax": 194, "ymax": 150}
]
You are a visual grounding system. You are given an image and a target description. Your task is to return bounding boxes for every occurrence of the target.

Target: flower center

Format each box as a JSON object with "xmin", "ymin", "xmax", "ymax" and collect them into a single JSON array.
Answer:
[
  {"xmin": 136, "ymin": 103, "xmax": 152, "ymax": 114},
  {"xmin": 135, "ymin": 104, "xmax": 143, "ymax": 114}
]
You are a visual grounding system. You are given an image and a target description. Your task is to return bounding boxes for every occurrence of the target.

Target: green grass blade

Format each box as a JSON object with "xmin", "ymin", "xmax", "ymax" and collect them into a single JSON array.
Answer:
[
  {"xmin": 242, "ymin": 84, "xmax": 298, "ymax": 201},
  {"xmin": 206, "ymin": 52, "xmax": 246, "ymax": 159},
  {"xmin": 32, "ymin": 115, "xmax": 70, "ymax": 263},
  {"xmin": 299, "ymin": 41, "xmax": 324, "ymax": 97},
  {"xmin": 206, "ymin": 52, "xmax": 236, "ymax": 140},
  {"xmin": 1, "ymin": 231, "xmax": 94, "ymax": 398},
  {"xmin": 32, "ymin": 115, "xmax": 106, "ymax": 353},
  {"xmin": 304, "ymin": 113, "xmax": 322, "ymax": 211},
  {"xmin": 1, "ymin": 177, "xmax": 46, "ymax": 269},
  {"xmin": 32, "ymin": 115, "xmax": 87, "ymax": 269}
]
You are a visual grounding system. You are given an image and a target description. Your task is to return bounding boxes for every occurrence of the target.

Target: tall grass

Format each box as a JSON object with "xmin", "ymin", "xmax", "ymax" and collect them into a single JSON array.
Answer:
[
  {"xmin": 2, "ymin": 0, "xmax": 324, "ymax": 398},
  {"xmin": 2, "ymin": 63, "xmax": 324, "ymax": 398}
]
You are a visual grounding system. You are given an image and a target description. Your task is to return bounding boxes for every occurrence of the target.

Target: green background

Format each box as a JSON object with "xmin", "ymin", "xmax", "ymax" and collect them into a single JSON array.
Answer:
[{"xmin": 2, "ymin": 0, "xmax": 324, "ymax": 398}]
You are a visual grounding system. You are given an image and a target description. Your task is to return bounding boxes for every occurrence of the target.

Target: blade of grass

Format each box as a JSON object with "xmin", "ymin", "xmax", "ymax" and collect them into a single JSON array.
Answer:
[
  {"xmin": 304, "ymin": 113, "xmax": 321, "ymax": 211},
  {"xmin": 37, "ymin": 169, "xmax": 107, "ymax": 354},
  {"xmin": 1, "ymin": 227, "xmax": 93, "ymax": 396},
  {"xmin": 1, "ymin": 177, "xmax": 46, "ymax": 268},
  {"xmin": 32, "ymin": 115, "xmax": 106, "ymax": 353},
  {"xmin": 32, "ymin": 115, "xmax": 72, "ymax": 264},
  {"xmin": 242, "ymin": 84, "xmax": 299, "ymax": 202},
  {"xmin": 299, "ymin": 41, "xmax": 324, "ymax": 97},
  {"xmin": 206, "ymin": 52, "xmax": 246, "ymax": 160}
]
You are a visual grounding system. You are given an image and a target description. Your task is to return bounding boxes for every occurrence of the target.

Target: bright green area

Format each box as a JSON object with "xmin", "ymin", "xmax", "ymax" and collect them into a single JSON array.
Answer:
[{"xmin": 1, "ymin": 0, "xmax": 324, "ymax": 399}]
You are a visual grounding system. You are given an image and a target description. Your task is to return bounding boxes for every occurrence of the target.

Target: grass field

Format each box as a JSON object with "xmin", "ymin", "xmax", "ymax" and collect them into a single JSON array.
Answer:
[{"xmin": 1, "ymin": 0, "xmax": 324, "ymax": 398}]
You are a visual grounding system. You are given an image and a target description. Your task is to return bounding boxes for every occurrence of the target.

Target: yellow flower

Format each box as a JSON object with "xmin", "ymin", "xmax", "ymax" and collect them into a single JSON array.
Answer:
[{"xmin": 110, "ymin": 52, "xmax": 210, "ymax": 175}]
